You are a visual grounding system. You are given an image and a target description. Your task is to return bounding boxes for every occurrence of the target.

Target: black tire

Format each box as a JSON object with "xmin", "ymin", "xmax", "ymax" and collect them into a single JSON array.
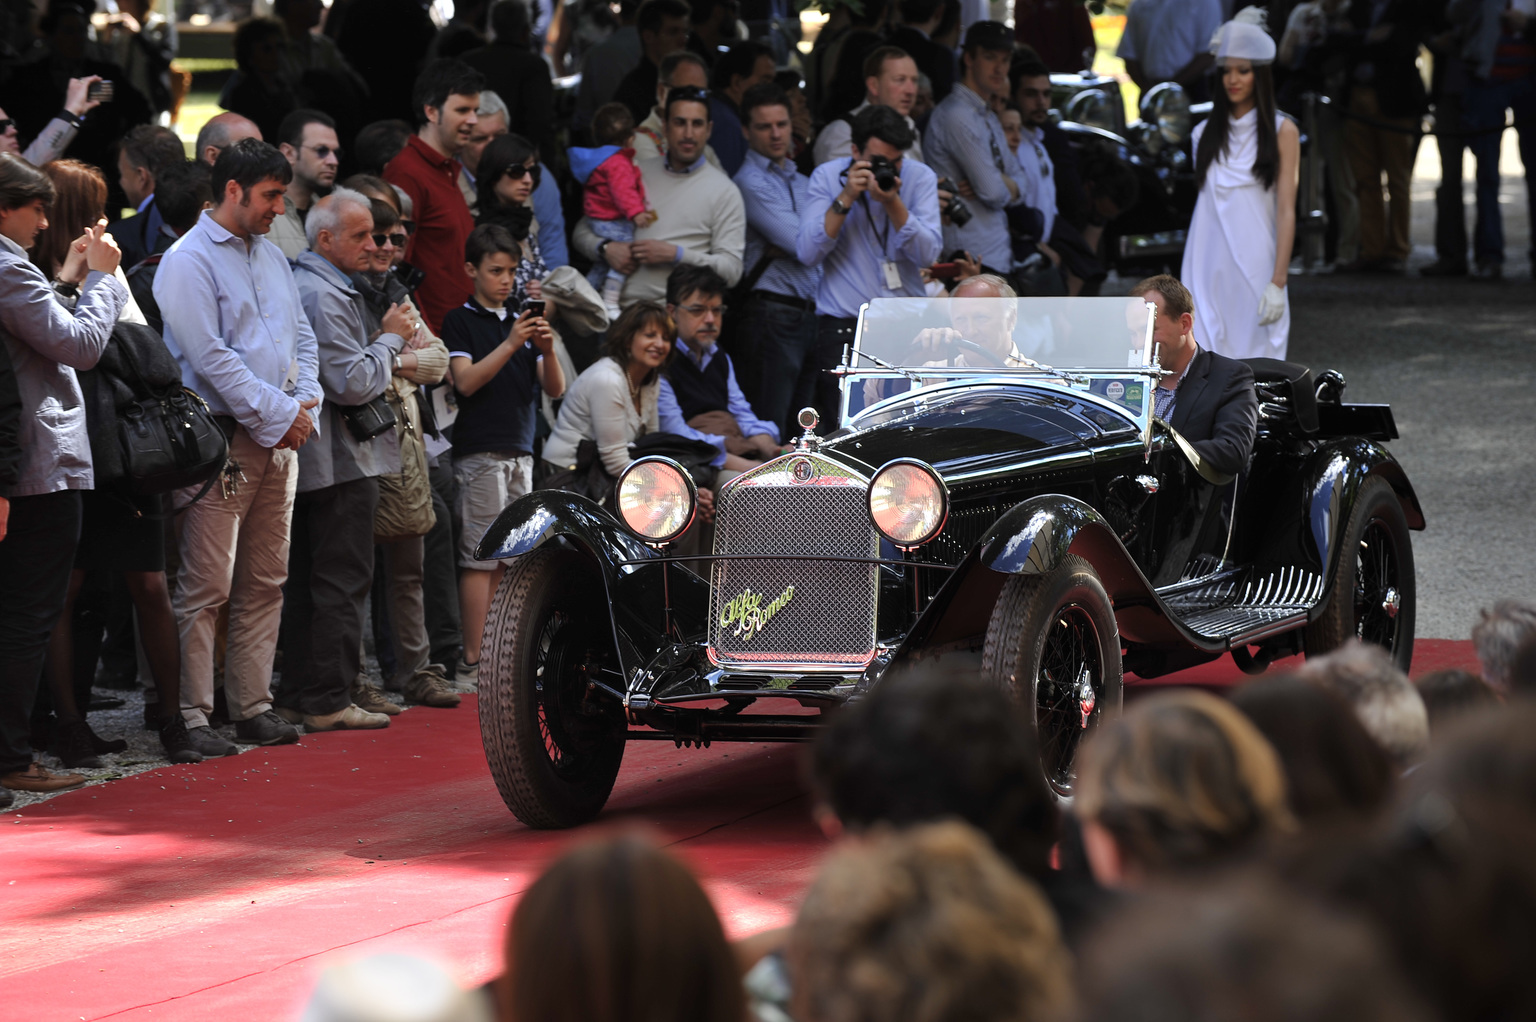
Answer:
[
  {"xmin": 1305, "ymin": 475, "xmax": 1416, "ymax": 672},
  {"xmin": 479, "ymin": 547, "xmax": 626, "ymax": 828},
  {"xmin": 982, "ymin": 554, "xmax": 1123, "ymax": 799}
]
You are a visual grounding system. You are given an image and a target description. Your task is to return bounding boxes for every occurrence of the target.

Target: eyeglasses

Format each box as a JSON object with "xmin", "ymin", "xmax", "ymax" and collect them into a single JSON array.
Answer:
[
  {"xmin": 503, "ymin": 163, "xmax": 542, "ymax": 186},
  {"xmin": 372, "ymin": 232, "xmax": 408, "ymax": 248},
  {"xmin": 678, "ymin": 303, "xmax": 726, "ymax": 318},
  {"xmin": 302, "ymin": 144, "xmax": 342, "ymax": 160},
  {"xmin": 400, "ymin": 219, "xmax": 417, "ymax": 235}
]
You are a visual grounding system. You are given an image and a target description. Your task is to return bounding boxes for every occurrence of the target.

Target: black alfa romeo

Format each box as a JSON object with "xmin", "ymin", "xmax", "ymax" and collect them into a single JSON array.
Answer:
[{"xmin": 473, "ymin": 296, "xmax": 1423, "ymax": 828}]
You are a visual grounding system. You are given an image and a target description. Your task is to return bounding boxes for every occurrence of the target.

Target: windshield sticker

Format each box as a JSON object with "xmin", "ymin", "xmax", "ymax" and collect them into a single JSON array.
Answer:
[{"xmin": 719, "ymin": 585, "xmax": 796, "ymax": 641}]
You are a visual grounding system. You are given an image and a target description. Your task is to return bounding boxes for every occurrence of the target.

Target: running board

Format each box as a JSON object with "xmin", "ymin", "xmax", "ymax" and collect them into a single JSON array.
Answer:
[{"xmin": 1163, "ymin": 566, "xmax": 1324, "ymax": 648}]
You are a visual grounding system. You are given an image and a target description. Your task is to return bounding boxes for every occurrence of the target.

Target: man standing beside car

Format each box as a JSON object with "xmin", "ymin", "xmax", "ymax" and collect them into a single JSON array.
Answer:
[
  {"xmin": 797, "ymin": 104, "xmax": 943, "ymax": 430},
  {"xmin": 1128, "ymin": 274, "xmax": 1257, "ymax": 479},
  {"xmin": 923, "ymin": 21, "xmax": 1032, "ymax": 278}
]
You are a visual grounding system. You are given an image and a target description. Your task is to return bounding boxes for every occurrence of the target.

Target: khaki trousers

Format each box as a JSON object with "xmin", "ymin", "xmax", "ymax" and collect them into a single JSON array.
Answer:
[
  {"xmin": 1346, "ymin": 87, "xmax": 1415, "ymax": 262},
  {"xmin": 173, "ymin": 430, "xmax": 297, "ymax": 727},
  {"xmin": 379, "ymin": 534, "xmax": 431, "ymax": 686}
]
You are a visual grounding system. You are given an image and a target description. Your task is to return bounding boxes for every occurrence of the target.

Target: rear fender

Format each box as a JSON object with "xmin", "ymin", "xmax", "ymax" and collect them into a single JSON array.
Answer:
[{"xmin": 1304, "ymin": 440, "xmax": 1425, "ymax": 586}]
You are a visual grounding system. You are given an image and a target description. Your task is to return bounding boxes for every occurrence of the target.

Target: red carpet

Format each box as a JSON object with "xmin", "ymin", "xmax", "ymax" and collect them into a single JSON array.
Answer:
[{"xmin": 0, "ymin": 639, "xmax": 1478, "ymax": 1021}]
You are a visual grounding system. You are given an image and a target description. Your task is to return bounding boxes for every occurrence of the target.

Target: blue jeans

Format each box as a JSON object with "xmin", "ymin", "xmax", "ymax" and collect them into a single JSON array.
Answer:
[
  {"xmin": 585, "ymin": 217, "xmax": 634, "ymax": 292},
  {"xmin": 740, "ymin": 293, "xmax": 820, "ymax": 439},
  {"xmin": 1464, "ymin": 74, "xmax": 1536, "ymax": 265}
]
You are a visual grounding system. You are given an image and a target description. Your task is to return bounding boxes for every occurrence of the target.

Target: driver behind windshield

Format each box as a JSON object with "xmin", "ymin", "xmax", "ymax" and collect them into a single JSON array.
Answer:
[
  {"xmin": 1129, "ymin": 274, "xmax": 1257, "ymax": 477},
  {"xmin": 910, "ymin": 274, "xmax": 1040, "ymax": 367}
]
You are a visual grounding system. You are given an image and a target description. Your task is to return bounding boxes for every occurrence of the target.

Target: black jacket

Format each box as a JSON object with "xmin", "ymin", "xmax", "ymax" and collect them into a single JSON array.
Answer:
[
  {"xmin": 461, "ymin": 42, "xmax": 556, "ymax": 160},
  {"xmin": 0, "ymin": 338, "xmax": 21, "ymax": 491},
  {"xmin": 1346, "ymin": 0, "xmax": 1431, "ymax": 118},
  {"xmin": 1168, "ymin": 348, "xmax": 1259, "ymax": 478}
]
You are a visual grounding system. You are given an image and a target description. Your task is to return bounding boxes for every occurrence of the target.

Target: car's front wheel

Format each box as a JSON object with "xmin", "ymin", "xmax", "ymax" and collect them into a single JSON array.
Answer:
[
  {"xmin": 1305, "ymin": 475, "xmax": 1416, "ymax": 672},
  {"xmin": 982, "ymin": 554, "xmax": 1123, "ymax": 799},
  {"xmin": 480, "ymin": 547, "xmax": 626, "ymax": 828}
]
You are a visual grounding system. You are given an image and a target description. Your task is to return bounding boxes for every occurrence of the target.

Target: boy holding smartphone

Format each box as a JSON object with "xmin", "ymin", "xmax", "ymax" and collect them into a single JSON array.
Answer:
[{"xmin": 442, "ymin": 224, "xmax": 564, "ymax": 688}]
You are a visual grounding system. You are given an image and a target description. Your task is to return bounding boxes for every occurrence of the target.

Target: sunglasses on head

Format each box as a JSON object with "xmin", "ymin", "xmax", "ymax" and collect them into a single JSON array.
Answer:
[
  {"xmin": 667, "ymin": 85, "xmax": 711, "ymax": 104},
  {"xmin": 503, "ymin": 163, "xmax": 542, "ymax": 186},
  {"xmin": 372, "ymin": 232, "xmax": 408, "ymax": 248}
]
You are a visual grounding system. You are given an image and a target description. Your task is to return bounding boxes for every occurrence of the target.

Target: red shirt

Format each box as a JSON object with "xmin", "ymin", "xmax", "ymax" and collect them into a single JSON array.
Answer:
[
  {"xmin": 583, "ymin": 147, "xmax": 648, "ymax": 221},
  {"xmin": 384, "ymin": 135, "xmax": 475, "ymax": 333}
]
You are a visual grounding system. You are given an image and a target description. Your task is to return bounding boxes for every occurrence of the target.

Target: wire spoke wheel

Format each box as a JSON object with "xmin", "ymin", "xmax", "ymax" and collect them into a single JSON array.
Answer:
[
  {"xmin": 1352, "ymin": 520, "xmax": 1402, "ymax": 649},
  {"xmin": 984, "ymin": 554, "xmax": 1122, "ymax": 802}
]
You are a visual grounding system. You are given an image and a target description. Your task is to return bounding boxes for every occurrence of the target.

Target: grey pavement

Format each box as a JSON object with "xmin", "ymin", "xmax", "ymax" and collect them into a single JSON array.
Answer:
[{"xmin": 1118, "ymin": 129, "xmax": 1535, "ymax": 641}]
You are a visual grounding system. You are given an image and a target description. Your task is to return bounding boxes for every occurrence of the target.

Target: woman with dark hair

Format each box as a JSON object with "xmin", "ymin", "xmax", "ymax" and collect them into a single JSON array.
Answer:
[
  {"xmin": 502, "ymin": 833, "xmax": 744, "ymax": 1022},
  {"xmin": 1181, "ymin": 10, "xmax": 1299, "ymax": 361},
  {"xmin": 28, "ymin": 158, "xmax": 200, "ymax": 767},
  {"xmin": 0, "ymin": 152, "xmax": 128, "ymax": 799},
  {"xmin": 476, "ymin": 133, "xmax": 550, "ymax": 311}
]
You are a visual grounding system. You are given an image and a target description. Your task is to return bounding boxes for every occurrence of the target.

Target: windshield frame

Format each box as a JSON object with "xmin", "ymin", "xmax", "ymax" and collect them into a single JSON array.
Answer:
[{"xmin": 835, "ymin": 297, "xmax": 1166, "ymax": 444}]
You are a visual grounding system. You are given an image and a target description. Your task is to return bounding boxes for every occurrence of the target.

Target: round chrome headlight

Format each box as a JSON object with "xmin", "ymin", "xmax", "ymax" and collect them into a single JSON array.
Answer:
[
  {"xmin": 868, "ymin": 459, "xmax": 948, "ymax": 549},
  {"xmin": 1140, "ymin": 82, "xmax": 1191, "ymax": 146},
  {"xmin": 1064, "ymin": 88, "xmax": 1117, "ymax": 133},
  {"xmin": 616, "ymin": 456, "xmax": 696, "ymax": 544}
]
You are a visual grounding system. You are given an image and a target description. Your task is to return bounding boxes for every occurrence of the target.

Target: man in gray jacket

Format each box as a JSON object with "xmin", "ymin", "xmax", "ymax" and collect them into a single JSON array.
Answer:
[
  {"xmin": 0, "ymin": 154, "xmax": 127, "ymax": 798},
  {"xmin": 279, "ymin": 188, "xmax": 415, "ymax": 732}
]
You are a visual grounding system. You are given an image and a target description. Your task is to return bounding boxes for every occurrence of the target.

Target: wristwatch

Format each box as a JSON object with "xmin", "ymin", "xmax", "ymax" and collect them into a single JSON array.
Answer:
[
  {"xmin": 597, "ymin": 239, "xmax": 611, "ymax": 258},
  {"xmin": 830, "ymin": 198, "xmax": 850, "ymax": 216},
  {"xmin": 393, "ymin": 354, "xmax": 403, "ymax": 372}
]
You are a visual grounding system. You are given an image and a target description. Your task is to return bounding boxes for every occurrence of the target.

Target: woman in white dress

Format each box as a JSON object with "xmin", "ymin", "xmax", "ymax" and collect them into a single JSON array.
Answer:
[{"xmin": 1181, "ymin": 11, "xmax": 1299, "ymax": 360}]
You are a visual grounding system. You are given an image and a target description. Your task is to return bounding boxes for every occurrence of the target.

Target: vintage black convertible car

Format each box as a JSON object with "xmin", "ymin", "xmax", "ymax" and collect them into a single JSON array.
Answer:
[{"xmin": 472, "ymin": 297, "xmax": 1423, "ymax": 828}]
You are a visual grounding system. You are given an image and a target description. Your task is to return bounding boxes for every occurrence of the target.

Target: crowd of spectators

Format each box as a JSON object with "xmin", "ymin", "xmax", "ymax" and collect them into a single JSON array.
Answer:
[{"xmin": 292, "ymin": 621, "xmax": 1536, "ymax": 1022}]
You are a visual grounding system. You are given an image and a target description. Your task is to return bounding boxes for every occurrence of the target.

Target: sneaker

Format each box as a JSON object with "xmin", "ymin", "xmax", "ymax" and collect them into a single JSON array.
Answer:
[
  {"xmin": 353, "ymin": 683, "xmax": 403, "ymax": 716},
  {"xmin": 157, "ymin": 715, "xmax": 205, "ymax": 764},
  {"xmin": 453, "ymin": 657, "xmax": 479, "ymax": 693},
  {"xmin": 233, "ymin": 709, "xmax": 302, "ymax": 746},
  {"xmin": 1, "ymin": 762, "xmax": 87, "ymax": 792},
  {"xmin": 302, "ymin": 704, "xmax": 391, "ymax": 732},
  {"xmin": 184, "ymin": 725, "xmax": 240, "ymax": 758},
  {"xmin": 601, "ymin": 273, "xmax": 624, "ymax": 311},
  {"xmin": 406, "ymin": 667, "xmax": 463, "ymax": 708},
  {"xmin": 273, "ymin": 706, "xmax": 305, "ymax": 725},
  {"xmin": 50, "ymin": 719, "xmax": 103, "ymax": 769}
]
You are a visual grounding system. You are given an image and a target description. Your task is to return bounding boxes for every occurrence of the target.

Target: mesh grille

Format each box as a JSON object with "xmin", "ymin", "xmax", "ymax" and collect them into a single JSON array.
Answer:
[{"xmin": 709, "ymin": 478, "xmax": 879, "ymax": 668}]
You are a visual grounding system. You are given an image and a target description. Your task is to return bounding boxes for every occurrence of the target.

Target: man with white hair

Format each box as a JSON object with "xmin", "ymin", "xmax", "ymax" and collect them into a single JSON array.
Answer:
[
  {"xmin": 1294, "ymin": 641, "xmax": 1429, "ymax": 769},
  {"xmin": 1472, "ymin": 600, "xmax": 1536, "ymax": 693},
  {"xmin": 457, "ymin": 90, "xmax": 509, "ymax": 215},
  {"xmin": 281, "ymin": 188, "xmax": 417, "ymax": 733}
]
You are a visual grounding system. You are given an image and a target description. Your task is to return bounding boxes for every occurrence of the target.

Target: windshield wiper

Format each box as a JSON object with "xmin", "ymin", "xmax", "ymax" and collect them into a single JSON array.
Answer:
[{"xmin": 844, "ymin": 345, "xmax": 924, "ymax": 385}]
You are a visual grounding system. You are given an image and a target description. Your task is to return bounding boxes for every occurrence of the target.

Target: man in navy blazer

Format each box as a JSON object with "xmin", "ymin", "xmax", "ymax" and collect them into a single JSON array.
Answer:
[{"xmin": 1129, "ymin": 274, "xmax": 1258, "ymax": 479}]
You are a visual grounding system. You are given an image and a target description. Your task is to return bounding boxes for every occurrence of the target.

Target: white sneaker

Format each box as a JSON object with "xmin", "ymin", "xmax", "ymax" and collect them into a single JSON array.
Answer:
[
  {"xmin": 454, "ymin": 657, "xmax": 480, "ymax": 693},
  {"xmin": 303, "ymin": 704, "xmax": 390, "ymax": 732},
  {"xmin": 601, "ymin": 274, "xmax": 624, "ymax": 309}
]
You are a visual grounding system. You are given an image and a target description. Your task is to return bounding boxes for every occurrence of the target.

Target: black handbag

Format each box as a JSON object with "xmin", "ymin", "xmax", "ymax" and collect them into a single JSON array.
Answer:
[
  {"xmin": 629, "ymin": 431, "xmax": 721, "ymax": 492},
  {"xmin": 537, "ymin": 438, "xmax": 617, "ymax": 507},
  {"xmin": 337, "ymin": 393, "xmax": 397, "ymax": 441},
  {"xmin": 82, "ymin": 321, "xmax": 229, "ymax": 496}
]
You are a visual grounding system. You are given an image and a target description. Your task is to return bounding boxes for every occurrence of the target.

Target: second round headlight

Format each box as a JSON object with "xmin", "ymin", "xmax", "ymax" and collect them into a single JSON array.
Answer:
[
  {"xmin": 616, "ymin": 456, "xmax": 696, "ymax": 543},
  {"xmin": 868, "ymin": 459, "xmax": 948, "ymax": 548}
]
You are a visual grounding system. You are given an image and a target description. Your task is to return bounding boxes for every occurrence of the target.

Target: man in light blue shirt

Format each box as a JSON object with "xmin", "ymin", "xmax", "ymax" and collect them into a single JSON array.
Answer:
[
  {"xmin": 732, "ymin": 81, "xmax": 823, "ymax": 438},
  {"xmin": 154, "ymin": 139, "xmax": 322, "ymax": 756},
  {"xmin": 1116, "ymin": 0, "xmax": 1221, "ymax": 99},
  {"xmin": 797, "ymin": 104, "xmax": 942, "ymax": 429},
  {"xmin": 923, "ymin": 21, "xmax": 1032, "ymax": 272},
  {"xmin": 658, "ymin": 265, "xmax": 782, "ymax": 471}
]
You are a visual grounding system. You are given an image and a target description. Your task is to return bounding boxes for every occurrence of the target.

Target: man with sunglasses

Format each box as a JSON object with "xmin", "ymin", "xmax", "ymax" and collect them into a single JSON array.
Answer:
[{"xmin": 269, "ymin": 108, "xmax": 341, "ymax": 259}]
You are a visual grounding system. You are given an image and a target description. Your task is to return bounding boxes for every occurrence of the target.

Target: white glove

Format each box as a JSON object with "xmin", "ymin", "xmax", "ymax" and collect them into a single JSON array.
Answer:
[{"xmin": 1258, "ymin": 282, "xmax": 1286, "ymax": 326}]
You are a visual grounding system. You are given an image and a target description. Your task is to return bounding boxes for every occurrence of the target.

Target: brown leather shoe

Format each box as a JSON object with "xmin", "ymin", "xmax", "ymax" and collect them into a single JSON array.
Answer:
[{"xmin": 1, "ymin": 762, "xmax": 87, "ymax": 792}]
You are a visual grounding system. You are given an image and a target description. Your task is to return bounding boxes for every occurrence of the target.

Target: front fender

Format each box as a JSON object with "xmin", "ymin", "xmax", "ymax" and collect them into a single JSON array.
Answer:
[{"xmin": 474, "ymin": 490, "xmax": 655, "ymax": 579}]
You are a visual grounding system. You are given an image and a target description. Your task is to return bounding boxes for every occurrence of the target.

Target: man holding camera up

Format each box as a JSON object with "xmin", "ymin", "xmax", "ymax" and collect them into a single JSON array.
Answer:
[
  {"xmin": 797, "ymin": 105, "xmax": 942, "ymax": 429},
  {"xmin": 923, "ymin": 21, "xmax": 1032, "ymax": 276}
]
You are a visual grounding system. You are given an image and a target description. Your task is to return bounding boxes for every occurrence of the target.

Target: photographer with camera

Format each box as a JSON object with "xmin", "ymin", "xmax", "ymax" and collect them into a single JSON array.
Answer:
[
  {"xmin": 923, "ymin": 21, "xmax": 1032, "ymax": 275},
  {"xmin": 796, "ymin": 104, "xmax": 942, "ymax": 430}
]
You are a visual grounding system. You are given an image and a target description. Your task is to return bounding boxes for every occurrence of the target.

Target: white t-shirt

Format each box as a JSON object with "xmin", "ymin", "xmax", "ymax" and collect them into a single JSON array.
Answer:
[{"xmin": 1115, "ymin": 0, "xmax": 1224, "ymax": 84}]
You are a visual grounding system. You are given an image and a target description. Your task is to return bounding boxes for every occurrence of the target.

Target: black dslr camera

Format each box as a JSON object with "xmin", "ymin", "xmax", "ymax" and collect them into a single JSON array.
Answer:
[
  {"xmin": 866, "ymin": 154, "xmax": 899, "ymax": 192},
  {"xmin": 935, "ymin": 177, "xmax": 973, "ymax": 227}
]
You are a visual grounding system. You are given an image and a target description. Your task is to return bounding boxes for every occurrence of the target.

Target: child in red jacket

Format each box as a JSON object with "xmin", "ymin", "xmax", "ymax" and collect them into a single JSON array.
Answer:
[{"xmin": 570, "ymin": 103, "xmax": 657, "ymax": 315}]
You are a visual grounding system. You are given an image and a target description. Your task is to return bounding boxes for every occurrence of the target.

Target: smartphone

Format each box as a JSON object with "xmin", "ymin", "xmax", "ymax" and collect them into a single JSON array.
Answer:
[
  {"xmin": 520, "ymin": 299, "xmax": 545, "ymax": 318},
  {"xmin": 88, "ymin": 80, "xmax": 114, "ymax": 103},
  {"xmin": 930, "ymin": 262, "xmax": 962, "ymax": 280}
]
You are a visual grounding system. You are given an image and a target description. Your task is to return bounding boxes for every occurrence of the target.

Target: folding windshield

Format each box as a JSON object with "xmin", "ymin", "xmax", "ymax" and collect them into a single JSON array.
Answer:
[{"xmin": 840, "ymin": 296, "xmax": 1162, "ymax": 428}]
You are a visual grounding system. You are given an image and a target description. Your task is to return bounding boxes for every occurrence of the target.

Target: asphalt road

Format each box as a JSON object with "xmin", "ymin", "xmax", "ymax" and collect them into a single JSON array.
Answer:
[{"xmin": 1113, "ymin": 134, "xmax": 1535, "ymax": 641}]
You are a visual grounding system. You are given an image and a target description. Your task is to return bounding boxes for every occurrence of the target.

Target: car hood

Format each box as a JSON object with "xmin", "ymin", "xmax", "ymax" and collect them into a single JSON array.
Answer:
[{"xmin": 821, "ymin": 384, "xmax": 1135, "ymax": 479}]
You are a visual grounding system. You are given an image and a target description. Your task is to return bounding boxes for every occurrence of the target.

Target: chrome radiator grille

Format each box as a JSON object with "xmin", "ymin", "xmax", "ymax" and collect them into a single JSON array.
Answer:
[{"xmin": 708, "ymin": 464, "xmax": 879, "ymax": 669}]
